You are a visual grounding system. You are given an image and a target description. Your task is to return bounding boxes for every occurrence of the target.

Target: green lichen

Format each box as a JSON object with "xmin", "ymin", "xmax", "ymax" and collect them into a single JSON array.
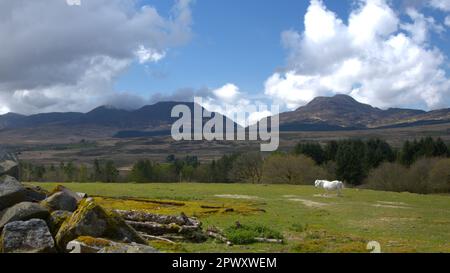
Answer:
[
  {"xmin": 47, "ymin": 210, "xmax": 72, "ymax": 236},
  {"xmin": 55, "ymin": 199, "xmax": 146, "ymax": 251}
]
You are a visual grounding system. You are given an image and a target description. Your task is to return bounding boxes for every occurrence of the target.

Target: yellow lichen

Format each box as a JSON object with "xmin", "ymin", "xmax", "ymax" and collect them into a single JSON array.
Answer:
[
  {"xmin": 93, "ymin": 196, "xmax": 264, "ymax": 217},
  {"xmin": 76, "ymin": 236, "xmax": 113, "ymax": 248}
]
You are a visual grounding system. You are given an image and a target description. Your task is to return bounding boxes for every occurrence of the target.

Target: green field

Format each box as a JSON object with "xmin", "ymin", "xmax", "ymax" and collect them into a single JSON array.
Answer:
[{"xmin": 33, "ymin": 183, "xmax": 450, "ymax": 253}]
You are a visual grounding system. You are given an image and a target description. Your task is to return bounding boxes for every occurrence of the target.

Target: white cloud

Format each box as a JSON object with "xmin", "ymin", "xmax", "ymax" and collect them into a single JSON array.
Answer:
[
  {"xmin": 200, "ymin": 84, "xmax": 273, "ymax": 126},
  {"xmin": 429, "ymin": 0, "xmax": 450, "ymax": 11},
  {"xmin": 212, "ymin": 84, "xmax": 240, "ymax": 102},
  {"xmin": 265, "ymin": 0, "xmax": 450, "ymax": 111},
  {"xmin": 401, "ymin": 8, "xmax": 444, "ymax": 44},
  {"xmin": 446, "ymin": 16, "xmax": 450, "ymax": 27},
  {"xmin": 0, "ymin": 106, "xmax": 10, "ymax": 115},
  {"xmin": 0, "ymin": 0, "xmax": 192, "ymax": 115},
  {"xmin": 136, "ymin": 46, "xmax": 166, "ymax": 64}
]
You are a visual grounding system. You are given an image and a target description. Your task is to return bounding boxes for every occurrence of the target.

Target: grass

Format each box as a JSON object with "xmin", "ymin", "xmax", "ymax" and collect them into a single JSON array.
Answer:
[
  {"xmin": 33, "ymin": 182, "xmax": 450, "ymax": 253},
  {"xmin": 224, "ymin": 224, "xmax": 284, "ymax": 245}
]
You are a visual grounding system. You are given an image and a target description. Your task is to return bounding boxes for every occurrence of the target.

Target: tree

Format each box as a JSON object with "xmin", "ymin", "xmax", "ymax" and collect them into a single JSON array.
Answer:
[
  {"xmin": 400, "ymin": 138, "xmax": 449, "ymax": 166},
  {"xmin": 433, "ymin": 138, "xmax": 448, "ymax": 157},
  {"xmin": 364, "ymin": 138, "xmax": 395, "ymax": 170},
  {"xmin": 208, "ymin": 153, "xmax": 240, "ymax": 183},
  {"xmin": 294, "ymin": 143, "xmax": 326, "ymax": 165},
  {"xmin": 335, "ymin": 140, "xmax": 366, "ymax": 185},
  {"xmin": 399, "ymin": 140, "xmax": 415, "ymax": 166},
  {"xmin": 103, "ymin": 160, "xmax": 119, "ymax": 183},
  {"xmin": 32, "ymin": 165, "xmax": 46, "ymax": 182},
  {"xmin": 64, "ymin": 162, "xmax": 76, "ymax": 182},
  {"xmin": 167, "ymin": 155, "xmax": 200, "ymax": 182},
  {"xmin": 262, "ymin": 154, "xmax": 326, "ymax": 185},
  {"xmin": 78, "ymin": 164, "xmax": 89, "ymax": 182},
  {"xmin": 93, "ymin": 159, "xmax": 103, "ymax": 182},
  {"xmin": 324, "ymin": 141, "xmax": 339, "ymax": 162},
  {"xmin": 129, "ymin": 160, "xmax": 155, "ymax": 183},
  {"xmin": 180, "ymin": 165, "xmax": 195, "ymax": 182},
  {"xmin": 229, "ymin": 152, "xmax": 263, "ymax": 183}
]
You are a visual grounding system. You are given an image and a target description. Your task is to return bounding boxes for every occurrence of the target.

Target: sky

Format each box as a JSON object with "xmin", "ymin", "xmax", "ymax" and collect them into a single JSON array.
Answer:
[{"xmin": 1, "ymin": 0, "xmax": 450, "ymax": 124}]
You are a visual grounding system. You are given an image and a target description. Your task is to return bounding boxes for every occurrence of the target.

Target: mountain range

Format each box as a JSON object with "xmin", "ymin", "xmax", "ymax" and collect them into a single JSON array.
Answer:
[{"xmin": 1, "ymin": 95, "xmax": 450, "ymax": 138}]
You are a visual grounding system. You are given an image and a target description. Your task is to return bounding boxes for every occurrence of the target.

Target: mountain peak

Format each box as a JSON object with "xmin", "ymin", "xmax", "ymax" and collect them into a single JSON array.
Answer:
[
  {"xmin": 306, "ymin": 94, "xmax": 362, "ymax": 108},
  {"xmin": 87, "ymin": 105, "xmax": 130, "ymax": 114},
  {"xmin": 300, "ymin": 94, "xmax": 376, "ymax": 114}
]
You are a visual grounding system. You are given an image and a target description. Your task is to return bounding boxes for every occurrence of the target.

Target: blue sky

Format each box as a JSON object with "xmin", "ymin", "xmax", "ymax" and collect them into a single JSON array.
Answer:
[
  {"xmin": 115, "ymin": 0, "xmax": 450, "ymax": 103},
  {"xmin": 1, "ymin": 0, "xmax": 450, "ymax": 116},
  {"xmin": 115, "ymin": 0, "xmax": 352, "ymax": 97}
]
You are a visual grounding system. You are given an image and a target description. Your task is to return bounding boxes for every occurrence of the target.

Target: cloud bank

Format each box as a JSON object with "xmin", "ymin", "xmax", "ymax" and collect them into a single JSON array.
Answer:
[
  {"xmin": 264, "ymin": 0, "xmax": 450, "ymax": 111},
  {"xmin": 0, "ymin": 0, "xmax": 192, "ymax": 115}
]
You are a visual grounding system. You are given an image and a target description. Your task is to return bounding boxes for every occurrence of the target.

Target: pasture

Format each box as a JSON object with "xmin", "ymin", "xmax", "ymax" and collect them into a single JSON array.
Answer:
[{"xmin": 32, "ymin": 183, "xmax": 450, "ymax": 253}]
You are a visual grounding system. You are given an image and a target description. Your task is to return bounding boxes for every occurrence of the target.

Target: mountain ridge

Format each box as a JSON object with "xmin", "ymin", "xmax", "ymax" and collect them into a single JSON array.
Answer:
[
  {"xmin": 1, "ymin": 95, "xmax": 450, "ymax": 136},
  {"xmin": 278, "ymin": 94, "xmax": 450, "ymax": 130}
]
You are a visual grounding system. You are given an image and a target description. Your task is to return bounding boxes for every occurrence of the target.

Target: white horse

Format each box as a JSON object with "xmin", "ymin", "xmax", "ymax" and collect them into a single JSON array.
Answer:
[{"xmin": 315, "ymin": 180, "xmax": 344, "ymax": 196}]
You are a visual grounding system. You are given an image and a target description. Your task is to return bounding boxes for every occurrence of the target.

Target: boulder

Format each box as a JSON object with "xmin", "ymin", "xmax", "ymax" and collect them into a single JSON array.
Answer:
[
  {"xmin": 0, "ymin": 219, "xmax": 56, "ymax": 253},
  {"xmin": 24, "ymin": 185, "xmax": 48, "ymax": 202},
  {"xmin": 98, "ymin": 242, "xmax": 159, "ymax": 253},
  {"xmin": 0, "ymin": 202, "xmax": 49, "ymax": 229},
  {"xmin": 47, "ymin": 210, "xmax": 72, "ymax": 236},
  {"xmin": 55, "ymin": 199, "xmax": 146, "ymax": 250},
  {"xmin": 41, "ymin": 191, "xmax": 78, "ymax": 212},
  {"xmin": 66, "ymin": 236, "xmax": 159, "ymax": 253},
  {"xmin": 0, "ymin": 176, "xmax": 26, "ymax": 211},
  {"xmin": 0, "ymin": 151, "xmax": 19, "ymax": 179},
  {"xmin": 66, "ymin": 236, "xmax": 114, "ymax": 253},
  {"xmin": 49, "ymin": 185, "xmax": 83, "ymax": 202}
]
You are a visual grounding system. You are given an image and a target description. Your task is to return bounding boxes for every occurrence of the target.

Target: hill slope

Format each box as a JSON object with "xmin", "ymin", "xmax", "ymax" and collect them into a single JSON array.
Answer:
[{"xmin": 279, "ymin": 95, "xmax": 450, "ymax": 131}]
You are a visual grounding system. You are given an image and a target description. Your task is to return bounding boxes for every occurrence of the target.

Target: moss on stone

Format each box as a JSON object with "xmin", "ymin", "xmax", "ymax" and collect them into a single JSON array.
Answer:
[
  {"xmin": 76, "ymin": 236, "xmax": 113, "ymax": 248},
  {"xmin": 55, "ymin": 199, "xmax": 146, "ymax": 251},
  {"xmin": 47, "ymin": 210, "xmax": 72, "ymax": 236}
]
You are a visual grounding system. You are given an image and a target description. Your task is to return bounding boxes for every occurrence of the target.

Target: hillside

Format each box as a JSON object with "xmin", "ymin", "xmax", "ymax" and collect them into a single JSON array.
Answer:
[{"xmin": 279, "ymin": 94, "xmax": 450, "ymax": 130}]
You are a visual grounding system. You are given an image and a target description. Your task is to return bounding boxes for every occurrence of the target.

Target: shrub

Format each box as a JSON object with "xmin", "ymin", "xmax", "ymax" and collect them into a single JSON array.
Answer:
[
  {"xmin": 365, "ymin": 157, "xmax": 449, "ymax": 194},
  {"xmin": 229, "ymin": 152, "xmax": 263, "ymax": 183},
  {"xmin": 406, "ymin": 157, "xmax": 439, "ymax": 194},
  {"xmin": 428, "ymin": 158, "xmax": 450, "ymax": 193},
  {"xmin": 365, "ymin": 162, "xmax": 409, "ymax": 192},
  {"xmin": 262, "ymin": 154, "xmax": 326, "ymax": 185}
]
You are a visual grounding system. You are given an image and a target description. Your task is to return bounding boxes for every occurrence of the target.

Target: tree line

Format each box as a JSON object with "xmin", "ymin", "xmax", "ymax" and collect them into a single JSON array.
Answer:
[
  {"xmin": 20, "ymin": 137, "xmax": 450, "ymax": 194},
  {"xmin": 20, "ymin": 159, "xmax": 119, "ymax": 183}
]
